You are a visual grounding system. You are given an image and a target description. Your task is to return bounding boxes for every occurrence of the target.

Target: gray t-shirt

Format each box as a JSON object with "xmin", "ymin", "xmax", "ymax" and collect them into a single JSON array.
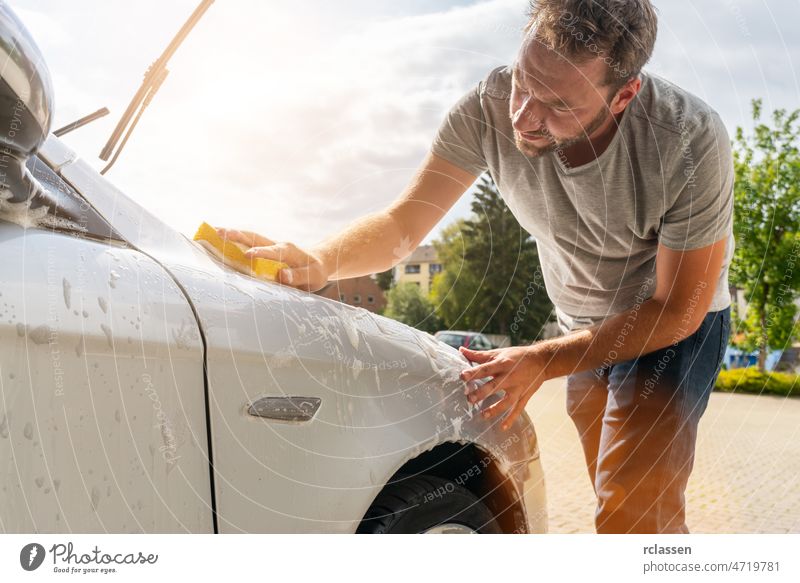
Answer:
[{"xmin": 430, "ymin": 65, "xmax": 734, "ymax": 333}]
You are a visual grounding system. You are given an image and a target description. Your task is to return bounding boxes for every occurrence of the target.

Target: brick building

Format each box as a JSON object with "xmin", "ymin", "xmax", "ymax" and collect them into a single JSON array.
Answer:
[{"xmin": 318, "ymin": 275, "xmax": 387, "ymax": 313}]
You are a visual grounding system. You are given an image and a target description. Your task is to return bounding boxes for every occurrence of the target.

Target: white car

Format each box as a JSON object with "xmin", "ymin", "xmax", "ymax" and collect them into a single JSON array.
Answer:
[{"xmin": 0, "ymin": 3, "xmax": 546, "ymax": 534}]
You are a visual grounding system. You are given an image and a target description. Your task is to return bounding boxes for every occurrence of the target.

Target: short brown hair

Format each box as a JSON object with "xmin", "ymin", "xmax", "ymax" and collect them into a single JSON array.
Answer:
[{"xmin": 524, "ymin": 0, "xmax": 658, "ymax": 89}]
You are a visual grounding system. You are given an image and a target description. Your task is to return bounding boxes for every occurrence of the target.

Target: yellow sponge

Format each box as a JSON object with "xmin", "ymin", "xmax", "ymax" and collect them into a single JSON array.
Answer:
[{"xmin": 193, "ymin": 222, "xmax": 288, "ymax": 282}]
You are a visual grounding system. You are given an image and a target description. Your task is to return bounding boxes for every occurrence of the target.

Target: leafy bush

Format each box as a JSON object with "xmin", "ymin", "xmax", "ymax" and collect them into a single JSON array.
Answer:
[
  {"xmin": 715, "ymin": 367, "xmax": 800, "ymax": 397},
  {"xmin": 384, "ymin": 282, "xmax": 440, "ymax": 333}
]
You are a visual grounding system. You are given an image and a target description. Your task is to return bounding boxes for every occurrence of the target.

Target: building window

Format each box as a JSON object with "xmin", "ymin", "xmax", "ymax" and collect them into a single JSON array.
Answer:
[
  {"xmin": 339, "ymin": 294, "xmax": 346, "ymax": 302},
  {"xmin": 405, "ymin": 264, "xmax": 421, "ymax": 274},
  {"xmin": 429, "ymin": 263, "xmax": 443, "ymax": 274},
  {"xmin": 367, "ymin": 295, "xmax": 375, "ymax": 304},
  {"xmin": 353, "ymin": 294, "xmax": 362, "ymax": 304}
]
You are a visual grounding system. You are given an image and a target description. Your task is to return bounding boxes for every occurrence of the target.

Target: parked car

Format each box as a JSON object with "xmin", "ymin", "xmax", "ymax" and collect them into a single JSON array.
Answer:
[
  {"xmin": 435, "ymin": 331, "xmax": 495, "ymax": 351},
  {"xmin": 0, "ymin": 4, "xmax": 546, "ymax": 533}
]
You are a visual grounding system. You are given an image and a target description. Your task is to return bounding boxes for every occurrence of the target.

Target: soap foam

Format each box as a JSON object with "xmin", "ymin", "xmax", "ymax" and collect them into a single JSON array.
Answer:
[{"xmin": 0, "ymin": 188, "xmax": 87, "ymax": 233}]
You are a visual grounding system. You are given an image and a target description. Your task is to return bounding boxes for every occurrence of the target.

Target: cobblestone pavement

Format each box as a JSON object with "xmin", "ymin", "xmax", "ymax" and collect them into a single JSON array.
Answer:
[{"xmin": 525, "ymin": 378, "xmax": 800, "ymax": 534}]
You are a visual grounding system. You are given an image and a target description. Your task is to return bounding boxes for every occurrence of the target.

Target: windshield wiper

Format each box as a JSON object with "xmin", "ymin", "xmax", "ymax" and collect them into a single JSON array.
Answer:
[
  {"xmin": 54, "ymin": 107, "xmax": 110, "ymax": 137},
  {"xmin": 99, "ymin": 0, "xmax": 215, "ymax": 174}
]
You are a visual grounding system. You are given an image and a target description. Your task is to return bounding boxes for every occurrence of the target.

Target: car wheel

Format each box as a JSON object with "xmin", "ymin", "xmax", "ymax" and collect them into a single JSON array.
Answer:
[{"xmin": 357, "ymin": 474, "xmax": 503, "ymax": 534}]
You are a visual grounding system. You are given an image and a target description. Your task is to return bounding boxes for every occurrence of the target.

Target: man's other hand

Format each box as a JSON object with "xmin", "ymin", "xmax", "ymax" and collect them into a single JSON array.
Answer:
[{"xmin": 459, "ymin": 345, "xmax": 548, "ymax": 430}]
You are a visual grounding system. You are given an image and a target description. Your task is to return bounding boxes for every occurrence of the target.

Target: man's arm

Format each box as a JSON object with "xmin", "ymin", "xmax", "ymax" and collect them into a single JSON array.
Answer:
[
  {"xmin": 459, "ymin": 237, "xmax": 728, "ymax": 430},
  {"xmin": 533, "ymin": 237, "xmax": 729, "ymax": 377},
  {"xmin": 314, "ymin": 152, "xmax": 477, "ymax": 281},
  {"xmin": 216, "ymin": 152, "xmax": 477, "ymax": 291}
]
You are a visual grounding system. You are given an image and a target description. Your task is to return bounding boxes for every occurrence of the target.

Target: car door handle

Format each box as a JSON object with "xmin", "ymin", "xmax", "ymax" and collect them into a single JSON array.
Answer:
[{"xmin": 247, "ymin": 396, "xmax": 321, "ymax": 422}]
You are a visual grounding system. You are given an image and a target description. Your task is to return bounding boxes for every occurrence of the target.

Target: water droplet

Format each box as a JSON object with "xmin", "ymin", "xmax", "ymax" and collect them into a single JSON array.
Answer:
[
  {"xmin": 100, "ymin": 323, "xmax": 113, "ymax": 347},
  {"xmin": 62, "ymin": 278, "xmax": 72, "ymax": 310},
  {"xmin": 90, "ymin": 486, "xmax": 101, "ymax": 511}
]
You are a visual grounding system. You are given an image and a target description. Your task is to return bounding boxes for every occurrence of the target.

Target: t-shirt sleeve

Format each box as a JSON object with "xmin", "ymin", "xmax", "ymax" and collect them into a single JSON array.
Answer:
[
  {"xmin": 429, "ymin": 83, "xmax": 489, "ymax": 177},
  {"xmin": 658, "ymin": 112, "xmax": 734, "ymax": 250}
]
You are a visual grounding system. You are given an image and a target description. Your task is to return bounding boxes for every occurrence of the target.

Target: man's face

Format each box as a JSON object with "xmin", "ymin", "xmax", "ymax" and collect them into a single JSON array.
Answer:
[{"xmin": 509, "ymin": 34, "xmax": 619, "ymax": 158}]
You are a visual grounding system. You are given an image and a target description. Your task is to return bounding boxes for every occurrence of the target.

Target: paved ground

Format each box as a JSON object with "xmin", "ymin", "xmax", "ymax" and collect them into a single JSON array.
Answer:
[{"xmin": 525, "ymin": 378, "xmax": 800, "ymax": 533}]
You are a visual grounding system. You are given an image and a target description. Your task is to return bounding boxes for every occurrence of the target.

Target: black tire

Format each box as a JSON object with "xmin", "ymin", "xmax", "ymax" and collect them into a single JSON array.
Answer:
[{"xmin": 357, "ymin": 474, "xmax": 503, "ymax": 534}]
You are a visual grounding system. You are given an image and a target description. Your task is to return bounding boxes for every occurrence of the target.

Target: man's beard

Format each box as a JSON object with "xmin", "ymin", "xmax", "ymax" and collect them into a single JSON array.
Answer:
[{"xmin": 512, "ymin": 105, "xmax": 611, "ymax": 159}]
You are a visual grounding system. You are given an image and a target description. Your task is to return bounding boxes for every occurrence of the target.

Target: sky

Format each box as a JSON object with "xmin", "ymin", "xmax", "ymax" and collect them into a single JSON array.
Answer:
[{"xmin": 14, "ymin": 0, "xmax": 800, "ymax": 247}]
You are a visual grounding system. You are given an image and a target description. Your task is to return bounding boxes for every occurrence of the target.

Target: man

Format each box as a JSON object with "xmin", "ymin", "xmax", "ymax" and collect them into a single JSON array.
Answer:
[{"xmin": 219, "ymin": 0, "xmax": 733, "ymax": 534}]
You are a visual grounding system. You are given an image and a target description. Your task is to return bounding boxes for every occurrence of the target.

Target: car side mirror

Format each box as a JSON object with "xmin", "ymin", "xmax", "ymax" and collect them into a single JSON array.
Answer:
[{"xmin": 0, "ymin": 2, "xmax": 54, "ymax": 205}]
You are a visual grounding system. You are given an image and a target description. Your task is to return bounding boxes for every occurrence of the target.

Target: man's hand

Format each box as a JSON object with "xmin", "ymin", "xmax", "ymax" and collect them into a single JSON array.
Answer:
[
  {"xmin": 459, "ymin": 345, "xmax": 548, "ymax": 431},
  {"xmin": 215, "ymin": 228, "xmax": 329, "ymax": 292}
]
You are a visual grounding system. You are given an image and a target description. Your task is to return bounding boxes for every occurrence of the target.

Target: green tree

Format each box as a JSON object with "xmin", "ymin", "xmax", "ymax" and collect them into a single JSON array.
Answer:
[
  {"xmin": 430, "ymin": 176, "xmax": 553, "ymax": 344},
  {"xmin": 374, "ymin": 269, "xmax": 394, "ymax": 291},
  {"xmin": 384, "ymin": 281, "xmax": 440, "ymax": 333},
  {"xmin": 730, "ymin": 99, "xmax": 800, "ymax": 371}
]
